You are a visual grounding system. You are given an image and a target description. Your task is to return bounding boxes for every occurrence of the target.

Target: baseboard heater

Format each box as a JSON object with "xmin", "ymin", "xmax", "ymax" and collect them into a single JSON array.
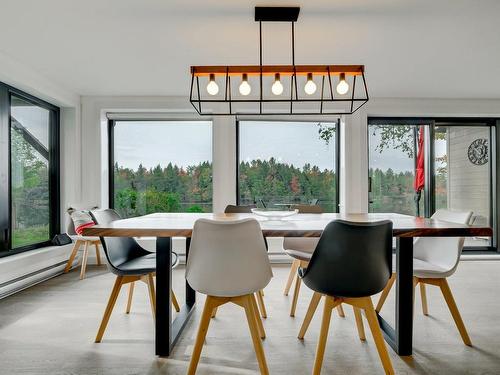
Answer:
[{"xmin": 0, "ymin": 260, "xmax": 69, "ymax": 300}]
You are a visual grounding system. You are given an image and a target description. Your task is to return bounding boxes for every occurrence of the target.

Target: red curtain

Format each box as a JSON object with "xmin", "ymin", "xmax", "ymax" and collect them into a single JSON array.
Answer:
[{"xmin": 414, "ymin": 126, "xmax": 425, "ymax": 192}]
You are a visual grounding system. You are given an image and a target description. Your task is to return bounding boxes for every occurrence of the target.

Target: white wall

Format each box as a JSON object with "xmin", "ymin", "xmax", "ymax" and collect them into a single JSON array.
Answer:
[{"xmin": 0, "ymin": 51, "xmax": 82, "ymax": 295}]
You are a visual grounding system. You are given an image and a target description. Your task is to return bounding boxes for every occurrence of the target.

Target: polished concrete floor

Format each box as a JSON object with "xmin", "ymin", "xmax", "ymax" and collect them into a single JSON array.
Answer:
[{"xmin": 0, "ymin": 261, "xmax": 499, "ymax": 374}]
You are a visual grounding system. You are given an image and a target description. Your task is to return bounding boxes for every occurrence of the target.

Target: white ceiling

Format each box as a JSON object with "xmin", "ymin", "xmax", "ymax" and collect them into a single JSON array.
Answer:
[{"xmin": 1, "ymin": 0, "xmax": 500, "ymax": 98}]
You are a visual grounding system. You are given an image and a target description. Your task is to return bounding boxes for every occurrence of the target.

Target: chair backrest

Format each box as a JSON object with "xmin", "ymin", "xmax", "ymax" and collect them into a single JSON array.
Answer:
[
  {"xmin": 283, "ymin": 205, "xmax": 323, "ymax": 250},
  {"xmin": 414, "ymin": 209, "xmax": 473, "ymax": 275},
  {"xmin": 90, "ymin": 209, "xmax": 150, "ymax": 274},
  {"xmin": 186, "ymin": 218, "xmax": 272, "ymax": 297},
  {"xmin": 290, "ymin": 204, "xmax": 323, "ymax": 214},
  {"xmin": 302, "ymin": 220, "xmax": 393, "ymax": 298},
  {"xmin": 224, "ymin": 204, "xmax": 256, "ymax": 213}
]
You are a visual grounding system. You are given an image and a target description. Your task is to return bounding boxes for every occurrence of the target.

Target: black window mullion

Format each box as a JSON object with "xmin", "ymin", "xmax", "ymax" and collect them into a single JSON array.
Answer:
[
  {"xmin": 0, "ymin": 86, "xmax": 9, "ymax": 252},
  {"xmin": 425, "ymin": 121, "xmax": 435, "ymax": 217}
]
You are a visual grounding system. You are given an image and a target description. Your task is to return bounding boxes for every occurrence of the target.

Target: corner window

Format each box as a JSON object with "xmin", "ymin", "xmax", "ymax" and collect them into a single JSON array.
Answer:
[{"xmin": 0, "ymin": 83, "xmax": 60, "ymax": 256}]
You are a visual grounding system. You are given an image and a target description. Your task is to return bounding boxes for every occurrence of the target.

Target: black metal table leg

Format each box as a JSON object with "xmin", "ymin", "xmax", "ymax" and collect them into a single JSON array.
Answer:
[
  {"xmin": 155, "ymin": 237, "xmax": 196, "ymax": 357},
  {"xmin": 377, "ymin": 236, "xmax": 414, "ymax": 356}
]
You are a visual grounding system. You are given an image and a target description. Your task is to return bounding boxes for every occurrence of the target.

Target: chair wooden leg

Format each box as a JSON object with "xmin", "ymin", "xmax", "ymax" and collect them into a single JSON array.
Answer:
[
  {"xmin": 420, "ymin": 282, "xmax": 429, "ymax": 315},
  {"xmin": 256, "ymin": 290, "xmax": 267, "ymax": 318},
  {"xmin": 376, "ymin": 273, "xmax": 395, "ymax": 313},
  {"xmin": 80, "ymin": 240, "xmax": 90, "ymax": 280},
  {"xmin": 187, "ymin": 296, "xmax": 218, "ymax": 375},
  {"xmin": 172, "ymin": 290, "xmax": 180, "ymax": 312},
  {"xmin": 95, "ymin": 241, "xmax": 102, "ymax": 266},
  {"xmin": 360, "ymin": 297, "xmax": 395, "ymax": 375},
  {"xmin": 312, "ymin": 296, "xmax": 340, "ymax": 375},
  {"xmin": 145, "ymin": 273, "xmax": 156, "ymax": 321},
  {"xmin": 95, "ymin": 276, "xmax": 123, "ymax": 342},
  {"xmin": 125, "ymin": 282, "xmax": 134, "ymax": 314},
  {"xmin": 353, "ymin": 307, "xmax": 366, "ymax": 341},
  {"xmin": 284, "ymin": 259, "xmax": 300, "ymax": 296},
  {"xmin": 298, "ymin": 292, "xmax": 322, "ymax": 339},
  {"xmin": 211, "ymin": 306, "xmax": 218, "ymax": 318},
  {"xmin": 290, "ymin": 274, "xmax": 302, "ymax": 317},
  {"xmin": 242, "ymin": 295, "xmax": 269, "ymax": 375},
  {"xmin": 251, "ymin": 294, "xmax": 266, "ymax": 339},
  {"xmin": 337, "ymin": 304, "xmax": 345, "ymax": 318},
  {"xmin": 436, "ymin": 278, "xmax": 472, "ymax": 346},
  {"xmin": 64, "ymin": 240, "xmax": 82, "ymax": 273}
]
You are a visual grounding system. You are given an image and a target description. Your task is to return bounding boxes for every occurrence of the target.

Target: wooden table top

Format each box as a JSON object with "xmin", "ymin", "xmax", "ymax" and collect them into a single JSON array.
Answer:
[{"xmin": 83, "ymin": 212, "xmax": 493, "ymax": 238}]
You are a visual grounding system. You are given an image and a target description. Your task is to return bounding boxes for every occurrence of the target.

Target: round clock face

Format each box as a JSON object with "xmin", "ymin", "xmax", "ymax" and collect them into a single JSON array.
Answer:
[{"xmin": 468, "ymin": 138, "xmax": 488, "ymax": 165}]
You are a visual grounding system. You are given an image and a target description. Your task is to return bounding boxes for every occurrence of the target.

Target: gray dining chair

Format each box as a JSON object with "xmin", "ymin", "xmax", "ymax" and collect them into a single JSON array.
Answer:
[
  {"xmin": 210, "ymin": 203, "xmax": 266, "ymax": 319},
  {"xmin": 186, "ymin": 218, "xmax": 273, "ymax": 375}
]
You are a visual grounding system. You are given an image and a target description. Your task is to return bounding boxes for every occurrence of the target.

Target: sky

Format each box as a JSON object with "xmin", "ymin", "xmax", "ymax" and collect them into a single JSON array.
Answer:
[
  {"xmin": 113, "ymin": 120, "xmax": 448, "ymax": 172},
  {"xmin": 114, "ymin": 121, "xmax": 212, "ymax": 169},
  {"xmin": 239, "ymin": 121, "xmax": 336, "ymax": 171},
  {"xmin": 114, "ymin": 120, "xmax": 337, "ymax": 171}
]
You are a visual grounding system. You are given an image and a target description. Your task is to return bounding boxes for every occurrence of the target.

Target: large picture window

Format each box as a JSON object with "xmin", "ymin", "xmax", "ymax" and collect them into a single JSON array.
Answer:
[
  {"xmin": 110, "ymin": 120, "xmax": 212, "ymax": 218},
  {"xmin": 238, "ymin": 121, "xmax": 339, "ymax": 212},
  {"xmin": 368, "ymin": 118, "xmax": 495, "ymax": 250},
  {"xmin": 0, "ymin": 83, "xmax": 60, "ymax": 256}
]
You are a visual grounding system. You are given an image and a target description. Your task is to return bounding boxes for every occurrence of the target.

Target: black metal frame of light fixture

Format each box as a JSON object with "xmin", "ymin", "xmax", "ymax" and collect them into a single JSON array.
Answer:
[{"xmin": 189, "ymin": 6, "xmax": 369, "ymax": 116}]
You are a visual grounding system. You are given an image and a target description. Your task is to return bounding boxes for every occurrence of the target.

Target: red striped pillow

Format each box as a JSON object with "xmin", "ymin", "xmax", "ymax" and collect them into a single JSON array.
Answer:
[{"xmin": 70, "ymin": 210, "xmax": 95, "ymax": 235}]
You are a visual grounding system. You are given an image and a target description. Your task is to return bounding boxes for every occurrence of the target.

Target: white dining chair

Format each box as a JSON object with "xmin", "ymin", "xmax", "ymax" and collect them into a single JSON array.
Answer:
[
  {"xmin": 376, "ymin": 208, "xmax": 473, "ymax": 345},
  {"xmin": 186, "ymin": 218, "xmax": 273, "ymax": 375},
  {"xmin": 283, "ymin": 204, "xmax": 345, "ymax": 319}
]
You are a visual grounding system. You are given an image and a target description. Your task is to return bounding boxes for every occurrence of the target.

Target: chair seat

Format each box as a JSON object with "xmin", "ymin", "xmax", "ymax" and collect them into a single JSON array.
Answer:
[
  {"xmin": 116, "ymin": 255, "xmax": 156, "ymax": 276},
  {"xmin": 143, "ymin": 251, "xmax": 180, "ymax": 268},
  {"xmin": 284, "ymin": 248, "xmax": 313, "ymax": 262},
  {"xmin": 392, "ymin": 254, "xmax": 449, "ymax": 278},
  {"xmin": 72, "ymin": 235, "xmax": 100, "ymax": 242}
]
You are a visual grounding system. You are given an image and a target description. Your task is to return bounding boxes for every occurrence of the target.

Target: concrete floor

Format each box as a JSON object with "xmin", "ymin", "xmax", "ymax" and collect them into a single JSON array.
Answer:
[{"xmin": 0, "ymin": 262, "xmax": 499, "ymax": 375}]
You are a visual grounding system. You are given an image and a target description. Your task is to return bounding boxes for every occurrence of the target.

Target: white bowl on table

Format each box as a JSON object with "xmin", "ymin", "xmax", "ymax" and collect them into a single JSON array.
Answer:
[{"xmin": 251, "ymin": 208, "xmax": 299, "ymax": 221}]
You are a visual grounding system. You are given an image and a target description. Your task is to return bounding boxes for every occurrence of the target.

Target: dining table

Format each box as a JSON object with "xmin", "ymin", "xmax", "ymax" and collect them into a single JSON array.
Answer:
[{"xmin": 83, "ymin": 212, "xmax": 492, "ymax": 357}]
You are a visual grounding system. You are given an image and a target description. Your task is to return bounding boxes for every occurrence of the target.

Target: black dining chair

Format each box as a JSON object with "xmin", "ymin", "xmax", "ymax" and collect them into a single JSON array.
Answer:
[
  {"xmin": 299, "ymin": 219, "xmax": 395, "ymax": 375},
  {"xmin": 90, "ymin": 209, "xmax": 179, "ymax": 342},
  {"xmin": 224, "ymin": 204, "xmax": 256, "ymax": 213}
]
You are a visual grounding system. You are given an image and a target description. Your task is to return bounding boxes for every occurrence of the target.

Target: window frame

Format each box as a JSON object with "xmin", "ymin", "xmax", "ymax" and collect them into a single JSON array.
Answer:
[
  {"xmin": 0, "ymin": 82, "xmax": 60, "ymax": 258},
  {"xmin": 236, "ymin": 119, "xmax": 341, "ymax": 213},
  {"xmin": 367, "ymin": 116, "xmax": 498, "ymax": 253},
  {"xmin": 108, "ymin": 118, "xmax": 214, "ymax": 214}
]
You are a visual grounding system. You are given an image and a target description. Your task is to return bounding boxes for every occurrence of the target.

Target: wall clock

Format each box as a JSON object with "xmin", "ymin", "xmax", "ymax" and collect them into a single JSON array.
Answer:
[{"xmin": 467, "ymin": 138, "xmax": 488, "ymax": 165}]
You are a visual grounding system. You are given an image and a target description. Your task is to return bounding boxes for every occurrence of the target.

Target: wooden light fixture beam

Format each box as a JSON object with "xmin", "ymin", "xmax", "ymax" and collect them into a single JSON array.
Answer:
[{"xmin": 191, "ymin": 65, "xmax": 364, "ymax": 77}]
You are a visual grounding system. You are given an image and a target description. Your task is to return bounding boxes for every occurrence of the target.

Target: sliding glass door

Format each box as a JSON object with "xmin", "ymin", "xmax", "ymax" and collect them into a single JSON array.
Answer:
[
  {"xmin": 368, "ymin": 118, "xmax": 495, "ymax": 250},
  {"xmin": 0, "ymin": 83, "xmax": 60, "ymax": 256}
]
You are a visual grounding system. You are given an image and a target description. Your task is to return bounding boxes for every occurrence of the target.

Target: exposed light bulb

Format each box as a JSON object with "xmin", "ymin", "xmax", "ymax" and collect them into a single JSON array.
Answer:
[
  {"xmin": 304, "ymin": 73, "xmax": 317, "ymax": 95},
  {"xmin": 336, "ymin": 73, "xmax": 349, "ymax": 95},
  {"xmin": 206, "ymin": 73, "xmax": 219, "ymax": 95},
  {"xmin": 239, "ymin": 73, "xmax": 251, "ymax": 96},
  {"xmin": 271, "ymin": 73, "xmax": 284, "ymax": 95}
]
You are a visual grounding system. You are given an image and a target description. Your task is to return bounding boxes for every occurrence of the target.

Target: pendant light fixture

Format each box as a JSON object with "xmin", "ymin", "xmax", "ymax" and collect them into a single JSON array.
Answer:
[
  {"xmin": 272, "ymin": 73, "xmax": 284, "ymax": 95},
  {"xmin": 206, "ymin": 74, "xmax": 219, "ymax": 96},
  {"xmin": 304, "ymin": 73, "xmax": 317, "ymax": 95},
  {"xmin": 190, "ymin": 6, "xmax": 368, "ymax": 115},
  {"xmin": 239, "ymin": 73, "xmax": 251, "ymax": 95},
  {"xmin": 336, "ymin": 73, "xmax": 349, "ymax": 95}
]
